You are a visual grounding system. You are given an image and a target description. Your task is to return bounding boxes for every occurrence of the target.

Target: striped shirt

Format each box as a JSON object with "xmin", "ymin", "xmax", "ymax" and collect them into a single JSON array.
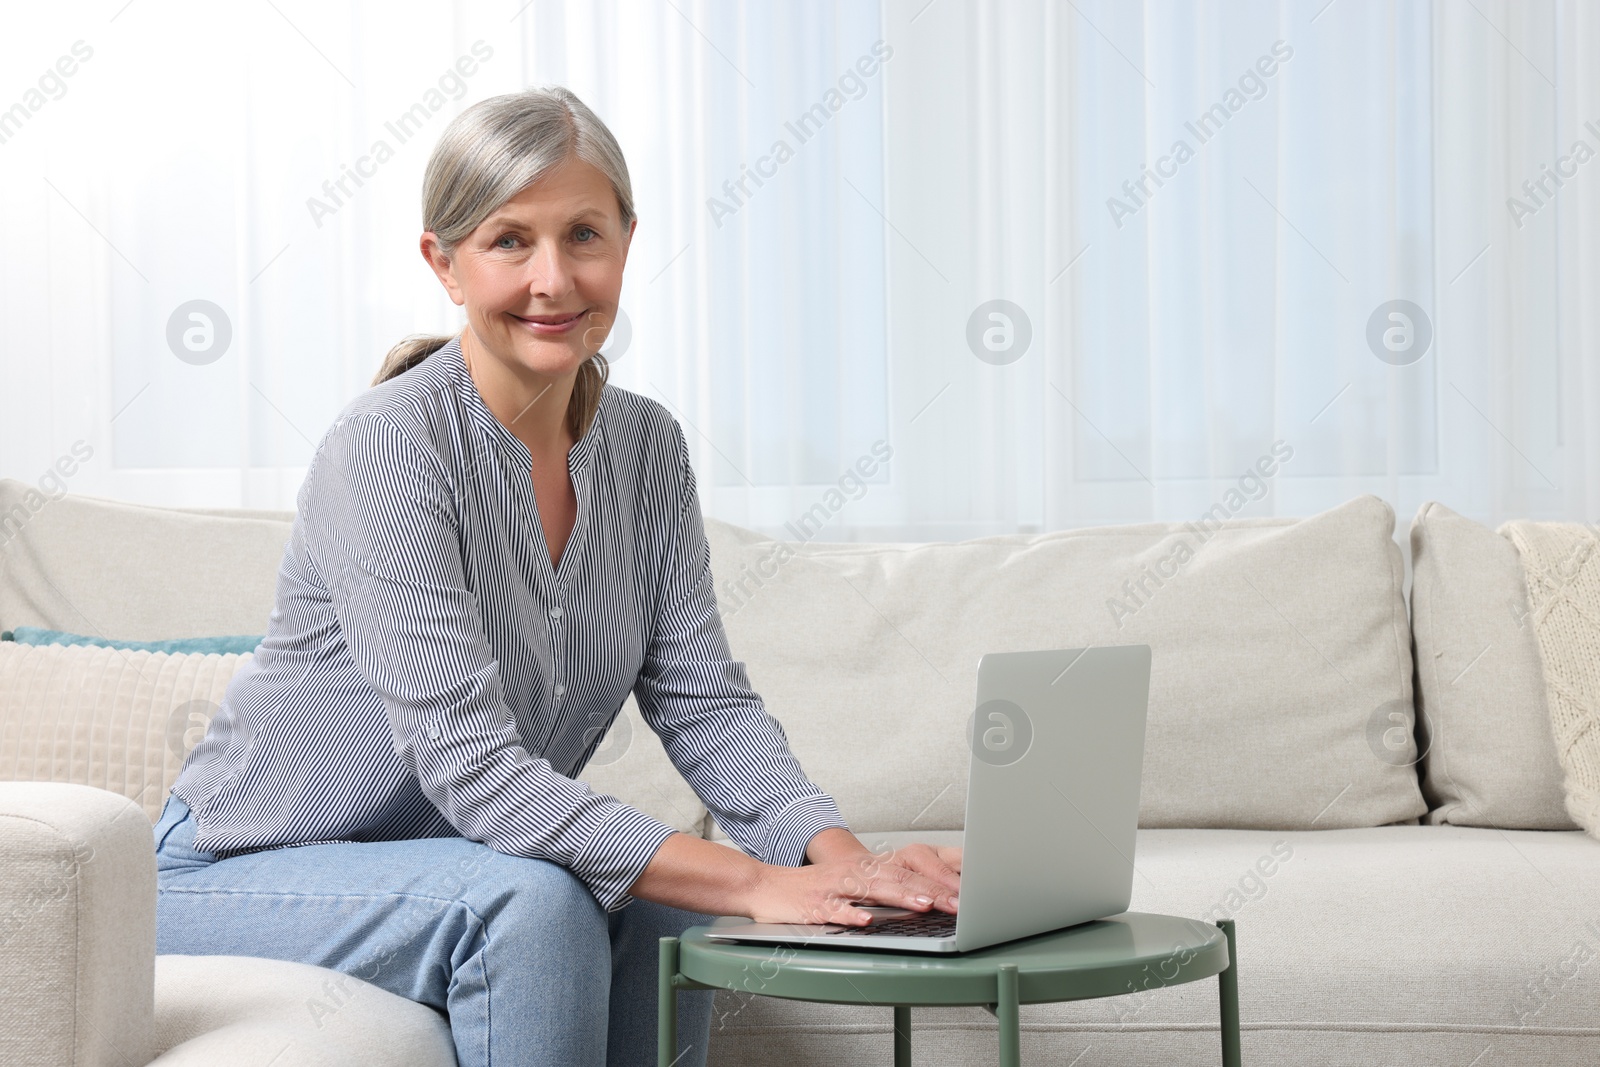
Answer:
[{"xmin": 171, "ymin": 334, "xmax": 848, "ymax": 911}]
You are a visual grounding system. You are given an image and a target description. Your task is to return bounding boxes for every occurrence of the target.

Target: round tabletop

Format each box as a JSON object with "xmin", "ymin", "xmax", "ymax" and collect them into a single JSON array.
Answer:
[{"xmin": 678, "ymin": 911, "xmax": 1230, "ymax": 1007}]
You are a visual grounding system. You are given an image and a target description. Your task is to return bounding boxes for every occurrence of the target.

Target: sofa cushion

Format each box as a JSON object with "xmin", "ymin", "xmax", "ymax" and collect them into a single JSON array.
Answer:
[
  {"xmin": 1409, "ymin": 502, "xmax": 1574, "ymax": 829},
  {"xmin": 0, "ymin": 477, "xmax": 295, "ymax": 641},
  {"xmin": 706, "ymin": 826, "xmax": 1600, "ymax": 1066},
  {"xmin": 151, "ymin": 954, "xmax": 456, "ymax": 1066},
  {"xmin": 577, "ymin": 695, "xmax": 711, "ymax": 837},
  {"xmin": 0, "ymin": 642, "xmax": 707, "ymax": 836},
  {"xmin": 705, "ymin": 494, "xmax": 1424, "ymax": 834}
]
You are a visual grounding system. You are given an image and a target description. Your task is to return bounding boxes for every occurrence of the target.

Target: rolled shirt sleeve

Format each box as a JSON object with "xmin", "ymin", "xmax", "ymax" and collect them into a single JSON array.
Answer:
[
  {"xmin": 633, "ymin": 421, "xmax": 850, "ymax": 866},
  {"xmin": 302, "ymin": 411, "xmax": 676, "ymax": 911}
]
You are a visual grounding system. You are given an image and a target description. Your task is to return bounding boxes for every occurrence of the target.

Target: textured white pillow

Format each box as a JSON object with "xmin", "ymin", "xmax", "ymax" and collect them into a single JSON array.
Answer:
[
  {"xmin": 0, "ymin": 642, "xmax": 706, "ymax": 836},
  {"xmin": 0, "ymin": 642, "xmax": 245, "ymax": 822},
  {"xmin": 1502, "ymin": 519, "xmax": 1600, "ymax": 839}
]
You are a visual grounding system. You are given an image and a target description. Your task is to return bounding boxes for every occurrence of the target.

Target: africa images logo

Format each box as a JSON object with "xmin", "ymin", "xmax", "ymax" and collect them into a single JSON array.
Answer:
[{"xmin": 1106, "ymin": 40, "xmax": 1293, "ymax": 229}]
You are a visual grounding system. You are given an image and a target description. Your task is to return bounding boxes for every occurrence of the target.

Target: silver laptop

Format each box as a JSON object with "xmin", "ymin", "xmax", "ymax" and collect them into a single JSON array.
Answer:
[{"xmin": 706, "ymin": 644, "xmax": 1152, "ymax": 954}]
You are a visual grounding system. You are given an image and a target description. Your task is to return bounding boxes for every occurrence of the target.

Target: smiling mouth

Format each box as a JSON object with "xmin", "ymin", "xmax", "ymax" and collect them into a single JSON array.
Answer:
[{"xmin": 514, "ymin": 310, "xmax": 586, "ymax": 326}]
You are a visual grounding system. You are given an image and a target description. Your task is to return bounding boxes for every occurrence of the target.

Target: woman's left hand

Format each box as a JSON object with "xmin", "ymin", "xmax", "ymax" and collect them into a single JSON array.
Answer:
[
  {"xmin": 805, "ymin": 828, "xmax": 962, "ymax": 913},
  {"xmin": 877, "ymin": 841, "xmax": 963, "ymax": 911}
]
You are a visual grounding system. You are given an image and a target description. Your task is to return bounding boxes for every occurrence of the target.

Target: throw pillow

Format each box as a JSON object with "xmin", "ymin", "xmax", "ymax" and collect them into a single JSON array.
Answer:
[
  {"xmin": 0, "ymin": 641, "xmax": 247, "ymax": 822},
  {"xmin": 1408, "ymin": 502, "xmax": 1575, "ymax": 829},
  {"xmin": 0, "ymin": 642, "xmax": 707, "ymax": 835},
  {"xmin": 704, "ymin": 493, "xmax": 1426, "ymax": 835},
  {"xmin": 7, "ymin": 625, "xmax": 262, "ymax": 655},
  {"xmin": 1501, "ymin": 520, "xmax": 1600, "ymax": 840}
]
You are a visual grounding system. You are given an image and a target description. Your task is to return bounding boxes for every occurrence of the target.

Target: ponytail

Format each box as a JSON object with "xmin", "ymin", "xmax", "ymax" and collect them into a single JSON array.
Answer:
[{"xmin": 372, "ymin": 334, "xmax": 454, "ymax": 387}]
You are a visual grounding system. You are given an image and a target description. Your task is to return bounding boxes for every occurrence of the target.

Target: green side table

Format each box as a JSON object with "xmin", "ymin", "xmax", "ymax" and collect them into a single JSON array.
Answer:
[{"xmin": 659, "ymin": 912, "xmax": 1240, "ymax": 1067}]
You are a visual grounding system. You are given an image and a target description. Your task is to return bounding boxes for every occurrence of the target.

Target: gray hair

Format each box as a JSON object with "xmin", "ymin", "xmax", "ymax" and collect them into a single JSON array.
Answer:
[{"xmin": 374, "ymin": 85, "xmax": 633, "ymax": 441}]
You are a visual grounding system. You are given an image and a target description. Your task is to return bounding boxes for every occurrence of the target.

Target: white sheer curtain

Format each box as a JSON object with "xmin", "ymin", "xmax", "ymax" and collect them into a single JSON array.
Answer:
[
  {"xmin": 863, "ymin": 0, "xmax": 1599, "ymax": 539},
  {"xmin": 1, "ymin": 1, "xmax": 1595, "ymax": 540}
]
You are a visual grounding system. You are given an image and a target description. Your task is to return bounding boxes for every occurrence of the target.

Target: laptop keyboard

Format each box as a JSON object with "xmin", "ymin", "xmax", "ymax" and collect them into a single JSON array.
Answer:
[{"xmin": 825, "ymin": 910, "xmax": 957, "ymax": 938}]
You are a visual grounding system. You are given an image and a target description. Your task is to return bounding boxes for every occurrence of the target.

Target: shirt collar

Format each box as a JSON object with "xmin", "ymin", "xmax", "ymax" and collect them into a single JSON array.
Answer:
[{"xmin": 440, "ymin": 334, "xmax": 604, "ymax": 474}]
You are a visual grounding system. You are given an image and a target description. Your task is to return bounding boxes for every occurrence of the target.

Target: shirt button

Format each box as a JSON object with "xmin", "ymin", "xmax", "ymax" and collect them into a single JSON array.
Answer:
[
  {"xmin": 548, "ymin": 605, "xmax": 563, "ymax": 619},
  {"xmin": 428, "ymin": 726, "xmax": 441, "ymax": 740},
  {"xmin": 554, "ymin": 683, "xmax": 566, "ymax": 698}
]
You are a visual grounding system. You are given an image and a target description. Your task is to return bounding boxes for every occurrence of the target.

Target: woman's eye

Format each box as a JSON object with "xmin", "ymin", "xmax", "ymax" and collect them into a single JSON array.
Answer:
[{"xmin": 492, "ymin": 230, "xmax": 594, "ymax": 249}]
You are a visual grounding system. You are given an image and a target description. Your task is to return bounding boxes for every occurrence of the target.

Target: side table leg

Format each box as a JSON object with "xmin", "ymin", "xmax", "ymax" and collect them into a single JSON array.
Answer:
[
  {"xmin": 1216, "ymin": 919, "xmax": 1241, "ymax": 1067},
  {"xmin": 996, "ymin": 963, "xmax": 1021, "ymax": 1067},
  {"xmin": 894, "ymin": 1005, "xmax": 912, "ymax": 1067},
  {"xmin": 658, "ymin": 937, "xmax": 679, "ymax": 1067}
]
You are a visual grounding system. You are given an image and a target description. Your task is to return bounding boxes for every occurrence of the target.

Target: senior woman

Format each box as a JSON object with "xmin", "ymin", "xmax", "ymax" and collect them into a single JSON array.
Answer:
[{"xmin": 151, "ymin": 86, "xmax": 961, "ymax": 1066}]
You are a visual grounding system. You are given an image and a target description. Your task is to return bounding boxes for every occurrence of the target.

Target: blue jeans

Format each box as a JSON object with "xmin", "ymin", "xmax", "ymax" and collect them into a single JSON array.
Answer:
[{"xmin": 153, "ymin": 793, "xmax": 714, "ymax": 1067}]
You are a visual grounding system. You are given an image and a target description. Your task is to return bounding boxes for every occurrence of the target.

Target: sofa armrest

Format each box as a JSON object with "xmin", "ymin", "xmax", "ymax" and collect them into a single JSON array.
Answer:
[{"xmin": 0, "ymin": 782, "xmax": 156, "ymax": 1067}]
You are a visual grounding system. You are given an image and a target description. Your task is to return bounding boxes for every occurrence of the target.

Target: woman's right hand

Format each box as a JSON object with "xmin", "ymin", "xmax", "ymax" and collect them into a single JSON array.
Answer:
[{"xmin": 627, "ymin": 831, "xmax": 960, "ymax": 924}]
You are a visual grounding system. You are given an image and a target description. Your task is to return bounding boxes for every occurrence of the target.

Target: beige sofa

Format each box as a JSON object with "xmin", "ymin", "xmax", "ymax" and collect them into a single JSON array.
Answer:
[{"xmin": 2, "ymin": 478, "xmax": 1596, "ymax": 1066}]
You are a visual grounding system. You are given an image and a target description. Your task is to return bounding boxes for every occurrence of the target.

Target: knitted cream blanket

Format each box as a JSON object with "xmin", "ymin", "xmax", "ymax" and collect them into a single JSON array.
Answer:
[{"xmin": 1502, "ymin": 519, "xmax": 1600, "ymax": 840}]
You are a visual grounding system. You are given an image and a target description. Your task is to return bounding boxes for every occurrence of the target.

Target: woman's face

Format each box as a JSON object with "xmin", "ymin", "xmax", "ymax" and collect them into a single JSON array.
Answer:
[{"xmin": 425, "ymin": 155, "xmax": 635, "ymax": 385}]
